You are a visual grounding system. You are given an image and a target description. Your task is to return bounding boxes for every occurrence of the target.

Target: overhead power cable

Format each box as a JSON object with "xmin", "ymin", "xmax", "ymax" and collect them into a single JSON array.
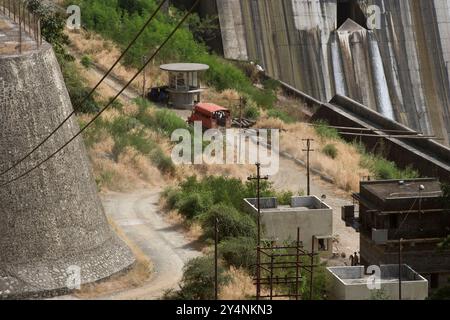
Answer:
[
  {"xmin": 0, "ymin": 0, "xmax": 168, "ymax": 178},
  {"xmin": 0, "ymin": 0, "xmax": 200, "ymax": 188}
]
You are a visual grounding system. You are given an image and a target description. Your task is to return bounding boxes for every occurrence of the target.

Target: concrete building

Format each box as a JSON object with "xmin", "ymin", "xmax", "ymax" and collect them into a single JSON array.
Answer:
[
  {"xmin": 160, "ymin": 63, "xmax": 209, "ymax": 109},
  {"xmin": 348, "ymin": 178, "xmax": 450, "ymax": 291},
  {"xmin": 244, "ymin": 196, "xmax": 333, "ymax": 255},
  {"xmin": 0, "ymin": 8, "xmax": 134, "ymax": 298},
  {"xmin": 327, "ymin": 264, "xmax": 429, "ymax": 300}
]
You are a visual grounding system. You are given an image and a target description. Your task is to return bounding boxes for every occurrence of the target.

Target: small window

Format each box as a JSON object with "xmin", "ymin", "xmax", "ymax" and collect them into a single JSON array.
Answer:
[{"xmin": 318, "ymin": 239, "xmax": 328, "ymax": 251}]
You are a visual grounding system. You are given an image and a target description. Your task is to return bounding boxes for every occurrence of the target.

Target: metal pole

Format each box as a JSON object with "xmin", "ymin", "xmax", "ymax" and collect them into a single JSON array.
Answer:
[
  {"xmin": 256, "ymin": 162, "xmax": 261, "ymax": 300},
  {"xmin": 295, "ymin": 228, "xmax": 300, "ymax": 300},
  {"xmin": 247, "ymin": 162, "xmax": 268, "ymax": 300},
  {"xmin": 302, "ymin": 139, "xmax": 314, "ymax": 196},
  {"xmin": 239, "ymin": 97, "xmax": 243, "ymax": 126},
  {"xmin": 214, "ymin": 217, "xmax": 219, "ymax": 300},
  {"xmin": 269, "ymin": 252, "xmax": 274, "ymax": 300},
  {"xmin": 398, "ymin": 238, "xmax": 403, "ymax": 300},
  {"xmin": 310, "ymin": 235, "xmax": 315, "ymax": 300}
]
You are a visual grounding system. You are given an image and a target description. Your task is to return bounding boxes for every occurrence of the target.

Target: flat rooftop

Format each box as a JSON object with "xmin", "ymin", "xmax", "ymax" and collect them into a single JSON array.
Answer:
[
  {"xmin": 361, "ymin": 178, "xmax": 443, "ymax": 201},
  {"xmin": 244, "ymin": 196, "xmax": 332, "ymax": 212},
  {"xmin": 328, "ymin": 265, "xmax": 427, "ymax": 285}
]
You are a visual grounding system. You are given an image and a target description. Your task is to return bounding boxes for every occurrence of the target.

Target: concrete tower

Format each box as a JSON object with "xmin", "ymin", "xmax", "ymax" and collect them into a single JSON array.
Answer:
[{"xmin": 0, "ymin": 11, "xmax": 135, "ymax": 298}]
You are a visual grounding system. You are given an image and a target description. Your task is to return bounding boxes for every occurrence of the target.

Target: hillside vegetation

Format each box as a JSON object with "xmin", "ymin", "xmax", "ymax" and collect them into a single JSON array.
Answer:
[
  {"xmin": 35, "ymin": 0, "xmax": 422, "ymax": 299},
  {"xmin": 64, "ymin": 0, "xmax": 278, "ymax": 109}
]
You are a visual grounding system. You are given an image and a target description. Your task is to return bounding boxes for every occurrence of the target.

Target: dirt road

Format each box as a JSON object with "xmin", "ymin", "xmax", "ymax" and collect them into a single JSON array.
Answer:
[{"xmin": 98, "ymin": 190, "xmax": 200, "ymax": 300}]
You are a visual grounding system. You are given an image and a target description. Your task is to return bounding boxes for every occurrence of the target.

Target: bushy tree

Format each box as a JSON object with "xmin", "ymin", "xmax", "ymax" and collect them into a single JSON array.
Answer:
[
  {"xmin": 164, "ymin": 256, "xmax": 229, "ymax": 300},
  {"xmin": 200, "ymin": 204, "xmax": 257, "ymax": 240},
  {"xmin": 219, "ymin": 237, "xmax": 256, "ymax": 273},
  {"xmin": 28, "ymin": 0, "xmax": 71, "ymax": 59}
]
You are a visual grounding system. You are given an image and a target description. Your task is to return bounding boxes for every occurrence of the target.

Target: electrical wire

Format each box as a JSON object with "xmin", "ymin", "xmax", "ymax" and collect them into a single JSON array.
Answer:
[
  {"xmin": 0, "ymin": 0, "xmax": 200, "ymax": 188},
  {"xmin": 0, "ymin": 0, "xmax": 168, "ymax": 178}
]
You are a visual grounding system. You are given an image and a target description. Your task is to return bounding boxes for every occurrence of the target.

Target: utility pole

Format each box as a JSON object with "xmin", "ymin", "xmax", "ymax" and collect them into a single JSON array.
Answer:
[
  {"xmin": 214, "ymin": 217, "xmax": 219, "ymax": 300},
  {"xmin": 302, "ymin": 139, "xmax": 314, "ymax": 196},
  {"xmin": 398, "ymin": 238, "xmax": 403, "ymax": 300},
  {"xmin": 247, "ymin": 162, "xmax": 269, "ymax": 300},
  {"xmin": 142, "ymin": 55, "xmax": 147, "ymax": 99},
  {"xmin": 239, "ymin": 97, "xmax": 244, "ymax": 127}
]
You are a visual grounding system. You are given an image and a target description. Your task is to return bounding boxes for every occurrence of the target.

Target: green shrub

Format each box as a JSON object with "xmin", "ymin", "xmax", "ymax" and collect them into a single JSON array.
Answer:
[
  {"xmin": 154, "ymin": 109, "xmax": 189, "ymax": 136},
  {"xmin": 162, "ymin": 187, "xmax": 182, "ymax": 209},
  {"xmin": 61, "ymin": 60, "xmax": 100, "ymax": 113},
  {"xmin": 96, "ymin": 170, "xmax": 115, "ymax": 189},
  {"xmin": 428, "ymin": 286, "xmax": 450, "ymax": 300},
  {"xmin": 244, "ymin": 104, "xmax": 260, "ymax": 120},
  {"xmin": 200, "ymin": 204, "xmax": 257, "ymax": 240},
  {"xmin": 150, "ymin": 149, "xmax": 176, "ymax": 176},
  {"xmin": 360, "ymin": 153, "xmax": 419, "ymax": 180},
  {"xmin": 249, "ymin": 89, "xmax": 277, "ymax": 109},
  {"xmin": 322, "ymin": 144, "xmax": 338, "ymax": 159},
  {"xmin": 277, "ymin": 190, "xmax": 294, "ymax": 205},
  {"xmin": 300, "ymin": 260, "xmax": 331, "ymax": 300},
  {"xmin": 267, "ymin": 109, "xmax": 295, "ymax": 124},
  {"xmin": 313, "ymin": 120, "xmax": 341, "ymax": 140},
  {"xmin": 164, "ymin": 256, "xmax": 230, "ymax": 300},
  {"xmin": 263, "ymin": 79, "xmax": 281, "ymax": 92},
  {"xmin": 109, "ymin": 98, "xmax": 124, "ymax": 111},
  {"xmin": 177, "ymin": 192, "xmax": 213, "ymax": 219},
  {"xmin": 219, "ymin": 237, "xmax": 256, "ymax": 272},
  {"xmin": 81, "ymin": 55, "xmax": 93, "ymax": 68}
]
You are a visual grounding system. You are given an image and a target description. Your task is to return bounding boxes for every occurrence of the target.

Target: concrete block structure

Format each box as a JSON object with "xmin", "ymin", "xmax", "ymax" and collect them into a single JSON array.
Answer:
[
  {"xmin": 351, "ymin": 178, "xmax": 450, "ymax": 291},
  {"xmin": 244, "ymin": 196, "xmax": 333, "ymax": 255},
  {"xmin": 0, "ymin": 12, "xmax": 134, "ymax": 299},
  {"xmin": 160, "ymin": 63, "xmax": 209, "ymax": 109},
  {"xmin": 327, "ymin": 264, "xmax": 429, "ymax": 300}
]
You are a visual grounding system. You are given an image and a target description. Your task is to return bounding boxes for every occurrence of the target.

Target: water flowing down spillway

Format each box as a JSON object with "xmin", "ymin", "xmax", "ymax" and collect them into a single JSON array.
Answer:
[
  {"xmin": 369, "ymin": 35, "xmax": 395, "ymax": 120},
  {"xmin": 216, "ymin": 0, "xmax": 450, "ymax": 145},
  {"xmin": 331, "ymin": 34, "xmax": 347, "ymax": 96}
]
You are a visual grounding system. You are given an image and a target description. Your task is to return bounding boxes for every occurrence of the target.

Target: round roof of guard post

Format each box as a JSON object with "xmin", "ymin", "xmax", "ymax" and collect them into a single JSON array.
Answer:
[{"xmin": 160, "ymin": 63, "xmax": 209, "ymax": 72}]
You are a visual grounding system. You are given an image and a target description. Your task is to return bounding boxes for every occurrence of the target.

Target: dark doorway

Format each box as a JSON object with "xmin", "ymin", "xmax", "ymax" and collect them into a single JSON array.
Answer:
[{"xmin": 337, "ymin": 0, "xmax": 368, "ymax": 29}]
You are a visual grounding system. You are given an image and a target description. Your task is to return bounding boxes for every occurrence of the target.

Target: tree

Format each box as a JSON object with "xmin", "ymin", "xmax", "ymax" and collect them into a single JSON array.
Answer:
[
  {"xmin": 27, "ymin": 0, "xmax": 72, "ymax": 60},
  {"xmin": 163, "ymin": 256, "xmax": 230, "ymax": 300}
]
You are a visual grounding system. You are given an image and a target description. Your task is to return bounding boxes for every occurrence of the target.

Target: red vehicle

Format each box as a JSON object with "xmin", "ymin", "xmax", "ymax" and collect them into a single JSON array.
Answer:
[{"xmin": 188, "ymin": 103, "xmax": 232, "ymax": 129}]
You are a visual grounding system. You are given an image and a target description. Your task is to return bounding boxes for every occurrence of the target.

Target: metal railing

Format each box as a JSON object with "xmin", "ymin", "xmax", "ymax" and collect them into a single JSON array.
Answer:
[{"xmin": 1, "ymin": 0, "xmax": 42, "ymax": 53}]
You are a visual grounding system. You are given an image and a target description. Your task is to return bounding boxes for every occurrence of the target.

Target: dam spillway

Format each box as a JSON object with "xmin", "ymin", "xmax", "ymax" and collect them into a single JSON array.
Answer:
[{"xmin": 214, "ymin": 0, "xmax": 450, "ymax": 145}]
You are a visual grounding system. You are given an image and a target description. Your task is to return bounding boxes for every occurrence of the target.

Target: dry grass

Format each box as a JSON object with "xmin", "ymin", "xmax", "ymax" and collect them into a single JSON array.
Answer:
[
  {"xmin": 66, "ymin": 29, "xmax": 167, "ymax": 92},
  {"xmin": 203, "ymin": 88, "xmax": 240, "ymax": 111},
  {"xmin": 75, "ymin": 58, "xmax": 120, "ymax": 100},
  {"xmin": 74, "ymin": 218, "xmax": 153, "ymax": 298},
  {"xmin": 257, "ymin": 117, "xmax": 370, "ymax": 192},
  {"xmin": 219, "ymin": 267, "xmax": 254, "ymax": 300}
]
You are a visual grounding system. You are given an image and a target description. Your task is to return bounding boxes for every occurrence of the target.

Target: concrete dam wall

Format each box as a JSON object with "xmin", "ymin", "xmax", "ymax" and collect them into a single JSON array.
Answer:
[
  {"xmin": 0, "ymin": 37, "xmax": 135, "ymax": 297},
  {"xmin": 216, "ymin": 0, "xmax": 450, "ymax": 145}
]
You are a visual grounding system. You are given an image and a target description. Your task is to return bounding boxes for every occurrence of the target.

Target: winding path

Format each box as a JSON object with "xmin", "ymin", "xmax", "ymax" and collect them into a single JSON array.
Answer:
[{"xmin": 98, "ymin": 190, "xmax": 200, "ymax": 300}]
